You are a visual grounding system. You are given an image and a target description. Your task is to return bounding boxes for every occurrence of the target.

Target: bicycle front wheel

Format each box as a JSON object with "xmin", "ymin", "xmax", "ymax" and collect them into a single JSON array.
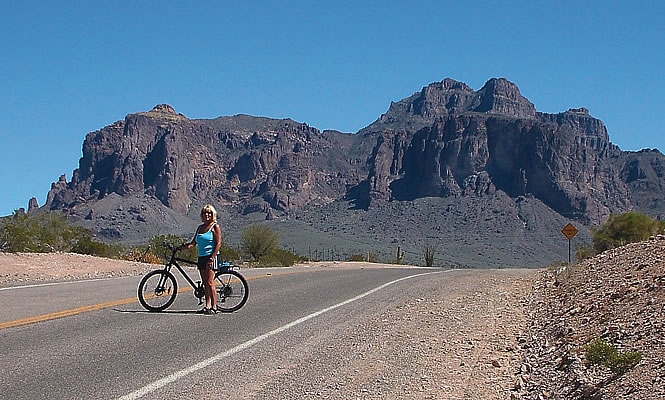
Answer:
[
  {"xmin": 138, "ymin": 270, "xmax": 178, "ymax": 312},
  {"xmin": 215, "ymin": 270, "xmax": 249, "ymax": 312}
]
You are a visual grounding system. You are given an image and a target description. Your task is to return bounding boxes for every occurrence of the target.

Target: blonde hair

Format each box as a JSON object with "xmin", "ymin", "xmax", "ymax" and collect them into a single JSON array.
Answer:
[{"xmin": 200, "ymin": 204, "xmax": 217, "ymax": 222}]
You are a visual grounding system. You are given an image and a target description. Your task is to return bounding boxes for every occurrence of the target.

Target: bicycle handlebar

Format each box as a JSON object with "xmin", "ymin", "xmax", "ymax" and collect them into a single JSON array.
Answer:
[
  {"xmin": 162, "ymin": 241, "xmax": 233, "ymax": 267},
  {"xmin": 163, "ymin": 242, "xmax": 187, "ymax": 256}
]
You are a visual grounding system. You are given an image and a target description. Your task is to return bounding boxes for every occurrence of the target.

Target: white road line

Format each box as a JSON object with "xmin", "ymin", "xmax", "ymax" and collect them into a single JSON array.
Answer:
[{"xmin": 118, "ymin": 270, "xmax": 449, "ymax": 400}]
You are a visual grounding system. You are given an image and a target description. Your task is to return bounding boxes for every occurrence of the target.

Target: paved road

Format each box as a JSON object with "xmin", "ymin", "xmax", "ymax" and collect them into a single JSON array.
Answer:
[{"xmin": 0, "ymin": 265, "xmax": 446, "ymax": 399}]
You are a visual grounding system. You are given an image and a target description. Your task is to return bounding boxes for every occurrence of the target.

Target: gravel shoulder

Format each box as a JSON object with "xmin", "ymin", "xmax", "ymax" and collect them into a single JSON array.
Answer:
[{"xmin": 250, "ymin": 268, "xmax": 536, "ymax": 399}]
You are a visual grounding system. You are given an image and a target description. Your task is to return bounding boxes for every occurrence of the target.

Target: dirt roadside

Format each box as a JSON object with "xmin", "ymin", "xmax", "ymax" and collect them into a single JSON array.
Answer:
[{"xmin": 0, "ymin": 252, "xmax": 157, "ymax": 284}]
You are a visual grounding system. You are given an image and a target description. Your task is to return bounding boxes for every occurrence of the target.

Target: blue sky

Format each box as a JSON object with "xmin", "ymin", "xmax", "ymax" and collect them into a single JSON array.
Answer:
[{"xmin": 1, "ymin": 1, "xmax": 663, "ymax": 216}]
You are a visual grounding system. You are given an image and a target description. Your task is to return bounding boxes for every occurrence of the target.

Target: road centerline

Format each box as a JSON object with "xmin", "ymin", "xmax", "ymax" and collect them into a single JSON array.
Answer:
[{"xmin": 0, "ymin": 270, "xmax": 300, "ymax": 330}]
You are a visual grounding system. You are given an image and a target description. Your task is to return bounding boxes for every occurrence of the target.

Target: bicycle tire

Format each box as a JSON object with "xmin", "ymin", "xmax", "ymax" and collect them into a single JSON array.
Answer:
[
  {"xmin": 138, "ymin": 269, "xmax": 178, "ymax": 312},
  {"xmin": 215, "ymin": 269, "xmax": 249, "ymax": 312}
]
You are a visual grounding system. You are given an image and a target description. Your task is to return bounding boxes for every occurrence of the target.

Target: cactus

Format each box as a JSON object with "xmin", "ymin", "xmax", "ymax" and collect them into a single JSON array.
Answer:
[
  {"xmin": 424, "ymin": 241, "xmax": 437, "ymax": 267},
  {"xmin": 396, "ymin": 245, "xmax": 405, "ymax": 264}
]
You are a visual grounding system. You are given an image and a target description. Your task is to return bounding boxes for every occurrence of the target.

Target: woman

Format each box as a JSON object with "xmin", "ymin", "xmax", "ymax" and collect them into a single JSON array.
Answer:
[{"xmin": 181, "ymin": 204, "xmax": 222, "ymax": 315}]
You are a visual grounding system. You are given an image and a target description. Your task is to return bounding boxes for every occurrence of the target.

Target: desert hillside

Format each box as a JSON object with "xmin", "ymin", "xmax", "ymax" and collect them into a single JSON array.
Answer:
[{"xmin": 517, "ymin": 235, "xmax": 665, "ymax": 399}]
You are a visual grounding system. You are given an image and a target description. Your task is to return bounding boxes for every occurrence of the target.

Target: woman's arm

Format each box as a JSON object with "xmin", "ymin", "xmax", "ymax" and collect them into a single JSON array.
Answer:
[{"xmin": 212, "ymin": 223, "xmax": 222, "ymax": 255}]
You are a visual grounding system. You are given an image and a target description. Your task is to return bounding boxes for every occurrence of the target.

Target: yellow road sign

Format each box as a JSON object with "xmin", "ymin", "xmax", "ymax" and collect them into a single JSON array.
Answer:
[{"xmin": 561, "ymin": 223, "xmax": 579, "ymax": 240}]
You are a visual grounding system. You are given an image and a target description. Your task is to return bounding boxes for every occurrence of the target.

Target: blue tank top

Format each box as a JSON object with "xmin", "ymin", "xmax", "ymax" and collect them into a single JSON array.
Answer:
[{"xmin": 196, "ymin": 224, "xmax": 218, "ymax": 257}]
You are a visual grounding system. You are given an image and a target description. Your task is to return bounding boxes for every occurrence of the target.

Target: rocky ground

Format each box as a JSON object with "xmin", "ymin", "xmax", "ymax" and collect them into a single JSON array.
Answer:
[{"xmin": 516, "ymin": 235, "xmax": 665, "ymax": 399}]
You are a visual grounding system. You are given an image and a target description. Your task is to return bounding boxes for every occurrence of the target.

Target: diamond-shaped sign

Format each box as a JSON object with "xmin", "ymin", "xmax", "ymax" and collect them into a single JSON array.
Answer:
[{"xmin": 561, "ymin": 223, "xmax": 579, "ymax": 240}]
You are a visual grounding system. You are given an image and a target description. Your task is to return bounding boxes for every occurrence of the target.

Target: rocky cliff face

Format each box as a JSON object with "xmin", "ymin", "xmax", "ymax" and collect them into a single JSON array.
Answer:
[
  {"xmin": 348, "ymin": 79, "xmax": 656, "ymax": 224},
  {"xmin": 46, "ymin": 104, "xmax": 363, "ymax": 217},
  {"xmin": 44, "ymin": 78, "xmax": 665, "ymax": 231}
]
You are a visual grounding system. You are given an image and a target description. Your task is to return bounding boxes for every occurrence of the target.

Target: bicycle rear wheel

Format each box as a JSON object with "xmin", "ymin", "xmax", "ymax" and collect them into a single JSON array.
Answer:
[
  {"xmin": 215, "ymin": 269, "xmax": 249, "ymax": 312},
  {"xmin": 138, "ymin": 270, "xmax": 178, "ymax": 312}
]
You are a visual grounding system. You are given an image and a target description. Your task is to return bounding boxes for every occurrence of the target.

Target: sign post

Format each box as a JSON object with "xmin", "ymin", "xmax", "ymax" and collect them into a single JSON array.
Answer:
[{"xmin": 561, "ymin": 223, "xmax": 579, "ymax": 263}]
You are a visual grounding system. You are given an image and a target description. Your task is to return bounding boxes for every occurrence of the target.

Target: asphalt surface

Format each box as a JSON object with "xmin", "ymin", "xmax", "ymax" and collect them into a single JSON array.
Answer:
[{"xmin": 0, "ymin": 265, "xmax": 445, "ymax": 399}]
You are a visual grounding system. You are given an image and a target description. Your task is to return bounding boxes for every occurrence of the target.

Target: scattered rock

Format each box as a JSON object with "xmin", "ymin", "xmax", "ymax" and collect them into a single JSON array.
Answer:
[{"xmin": 517, "ymin": 239, "xmax": 665, "ymax": 399}]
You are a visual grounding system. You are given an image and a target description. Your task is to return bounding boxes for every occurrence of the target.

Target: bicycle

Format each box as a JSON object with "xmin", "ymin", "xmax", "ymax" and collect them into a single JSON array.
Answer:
[{"xmin": 137, "ymin": 243, "xmax": 249, "ymax": 313}]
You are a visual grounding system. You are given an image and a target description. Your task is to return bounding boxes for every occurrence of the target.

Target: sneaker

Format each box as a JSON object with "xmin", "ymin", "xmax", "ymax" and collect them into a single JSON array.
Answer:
[
  {"xmin": 196, "ymin": 307, "xmax": 208, "ymax": 314},
  {"xmin": 204, "ymin": 308, "xmax": 216, "ymax": 315}
]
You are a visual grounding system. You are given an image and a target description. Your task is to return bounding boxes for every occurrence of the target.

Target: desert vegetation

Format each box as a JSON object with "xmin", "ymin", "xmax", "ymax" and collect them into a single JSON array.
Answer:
[
  {"xmin": 576, "ymin": 212, "xmax": 665, "ymax": 261},
  {"xmin": 11, "ymin": 208, "xmax": 663, "ymax": 269},
  {"xmin": 423, "ymin": 241, "xmax": 438, "ymax": 267},
  {"xmin": 0, "ymin": 210, "xmax": 122, "ymax": 257},
  {"xmin": 0, "ymin": 210, "xmax": 303, "ymax": 267},
  {"xmin": 585, "ymin": 337, "xmax": 643, "ymax": 374},
  {"xmin": 348, "ymin": 252, "xmax": 381, "ymax": 263}
]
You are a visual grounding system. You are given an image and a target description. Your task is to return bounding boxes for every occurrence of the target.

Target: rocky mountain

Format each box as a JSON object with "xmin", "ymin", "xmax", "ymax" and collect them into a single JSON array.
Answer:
[
  {"xmin": 40, "ymin": 78, "xmax": 665, "ymax": 266},
  {"xmin": 353, "ymin": 78, "xmax": 652, "ymax": 223},
  {"xmin": 46, "ymin": 104, "xmax": 362, "ymax": 216}
]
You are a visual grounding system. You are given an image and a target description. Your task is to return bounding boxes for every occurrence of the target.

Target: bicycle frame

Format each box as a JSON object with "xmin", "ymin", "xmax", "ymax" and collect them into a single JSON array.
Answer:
[
  {"xmin": 138, "ymin": 243, "xmax": 249, "ymax": 312},
  {"xmin": 164, "ymin": 255, "xmax": 200, "ymax": 292},
  {"xmin": 159, "ymin": 244, "xmax": 233, "ymax": 303}
]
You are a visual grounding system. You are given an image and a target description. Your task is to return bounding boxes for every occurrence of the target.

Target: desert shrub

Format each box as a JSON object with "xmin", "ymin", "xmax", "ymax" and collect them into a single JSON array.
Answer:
[
  {"xmin": 122, "ymin": 246, "xmax": 162, "ymax": 264},
  {"xmin": 592, "ymin": 212, "xmax": 665, "ymax": 253},
  {"xmin": 348, "ymin": 254, "xmax": 366, "ymax": 262},
  {"xmin": 0, "ymin": 210, "xmax": 119, "ymax": 257},
  {"xmin": 256, "ymin": 248, "xmax": 306, "ymax": 267},
  {"xmin": 1, "ymin": 210, "xmax": 76, "ymax": 252},
  {"xmin": 219, "ymin": 244, "xmax": 240, "ymax": 263},
  {"xmin": 242, "ymin": 224, "xmax": 280, "ymax": 261},
  {"xmin": 575, "ymin": 245, "xmax": 595, "ymax": 262},
  {"xmin": 585, "ymin": 337, "xmax": 642, "ymax": 373},
  {"xmin": 348, "ymin": 252, "xmax": 380, "ymax": 262},
  {"xmin": 424, "ymin": 241, "xmax": 438, "ymax": 267},
  {"xmin": 72, "ymin": 236, "xmax": 123, "ymax": 258},
  {"xmin": 147, "ymin": 234, "xmax": 201, "ymax": 263}
]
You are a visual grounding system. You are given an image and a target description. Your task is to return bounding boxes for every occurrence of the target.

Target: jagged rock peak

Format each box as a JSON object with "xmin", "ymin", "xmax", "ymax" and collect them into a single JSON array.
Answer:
[
  {"xmin": 367, "ymin": 77, "xmax": 538, "ymax": 133},
  {"xmin": 412, "ymin": 77, "xmax": 536, "ymax": 119},
  {"xmin": 28, "ymin": 197, "xmax": 39, "ymax": 212},
  {"xmin": 474, "ymin": 78, "xmax": 536, "ymax": 118},
  {"xmin": 567, "ymin": 107, "xmax": 590, "ymax": 114},
  {"xmin": 412, "ymin": 78, "xmax": 475, "ymax": 115},
  {"xmin": 428, "ymin": 78, "xmax": 474, "ymax": 92},
  {"xmin": 478, "ymin": 77, "xmax": 521, "ymax": 94},
  {"xmin": 151, "ymin": 104, "xmax": 177, "ymax": 113},
  {"xmin": 139, "ymin": 103, "xmax": 187, "ymax": 121}
]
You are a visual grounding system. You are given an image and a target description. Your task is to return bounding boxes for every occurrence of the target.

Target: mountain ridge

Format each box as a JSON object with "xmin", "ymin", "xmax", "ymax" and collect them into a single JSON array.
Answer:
[{"xmin": 34, "ymin": 77, "xmax": 665, "ymax": 266}]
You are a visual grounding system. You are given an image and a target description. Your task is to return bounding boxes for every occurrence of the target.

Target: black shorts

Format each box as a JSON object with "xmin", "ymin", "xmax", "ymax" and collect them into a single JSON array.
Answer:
[{"xmin": 197, "ymin": 255, "xmax": 218, "ymax": 270}]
